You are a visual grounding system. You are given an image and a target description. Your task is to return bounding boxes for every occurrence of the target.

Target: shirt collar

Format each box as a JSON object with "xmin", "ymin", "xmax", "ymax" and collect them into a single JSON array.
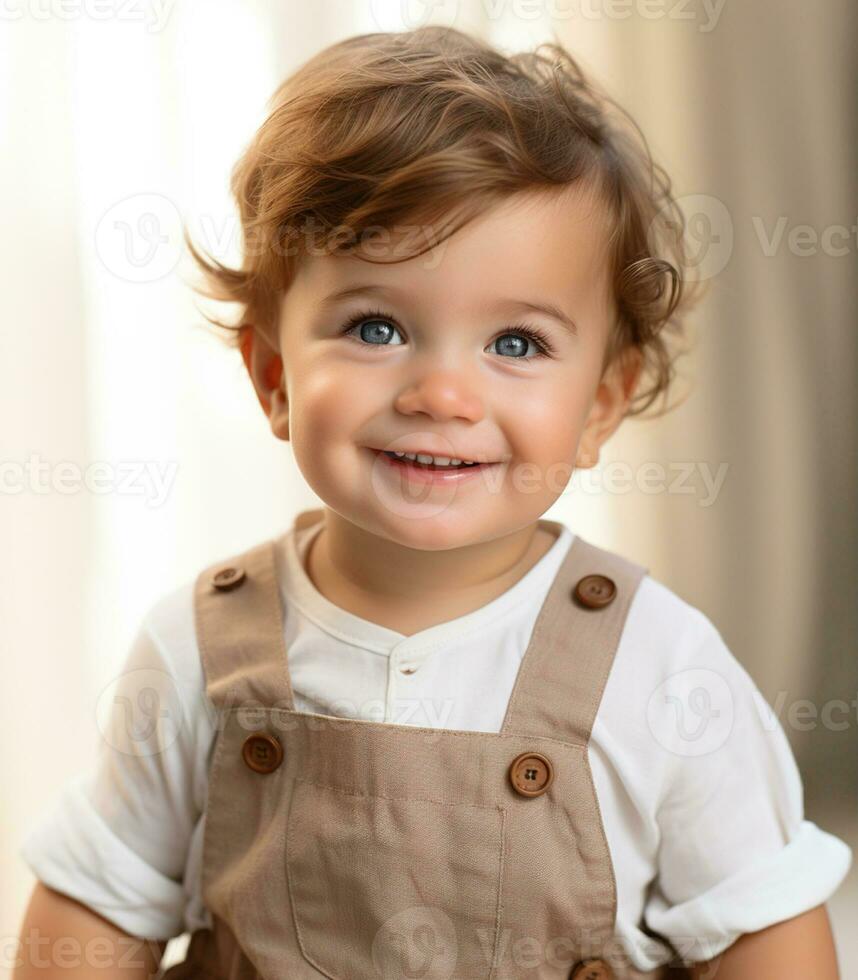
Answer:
[{"xmin": 278, "ymin": 511, "xmax": 574, "ymax": 658}]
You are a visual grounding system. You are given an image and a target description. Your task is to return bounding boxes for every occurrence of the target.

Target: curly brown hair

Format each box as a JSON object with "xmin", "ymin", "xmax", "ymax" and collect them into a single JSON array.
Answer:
[{"xmin": 185, "ymin": 26, "xmax": 702, "ymax": 417}]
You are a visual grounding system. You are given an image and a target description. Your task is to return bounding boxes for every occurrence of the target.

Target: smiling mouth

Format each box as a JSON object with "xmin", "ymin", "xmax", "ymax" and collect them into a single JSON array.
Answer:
[{"xmin": 369, "ymin": 448, "xmax": 496, "ymax": 471}]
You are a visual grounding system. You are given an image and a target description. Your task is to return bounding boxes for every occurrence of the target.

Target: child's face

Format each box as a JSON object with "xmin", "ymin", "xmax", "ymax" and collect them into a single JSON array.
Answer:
[{"xmin": 248, "ymin": 183, "xmax": 639, "ymax": 549}]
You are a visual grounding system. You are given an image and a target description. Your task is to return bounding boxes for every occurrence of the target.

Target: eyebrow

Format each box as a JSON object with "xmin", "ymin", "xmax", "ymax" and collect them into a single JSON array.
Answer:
[{"xmin": 319, "ymin": 283, "xmax": 578, "ymax": 336}]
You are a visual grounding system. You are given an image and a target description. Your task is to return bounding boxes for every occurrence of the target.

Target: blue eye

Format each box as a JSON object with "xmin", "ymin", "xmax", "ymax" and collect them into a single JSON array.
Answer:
[
  {"xmin": 339, "ymin": 307, "xmax": 555, "ymax": 359},
  {"xmin": 341, "ymin": 309, "xmax": 405, "ymax": 347},
  {"xmin": 489, "ymin": 326, "xmax": 554, "ymax": 359}
]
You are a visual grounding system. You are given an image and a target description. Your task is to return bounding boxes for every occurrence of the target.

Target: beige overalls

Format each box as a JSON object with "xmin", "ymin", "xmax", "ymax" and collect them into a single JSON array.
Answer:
[{"xmin": 160, "ymin": 508, "xmax": 692, "ymax": 980}]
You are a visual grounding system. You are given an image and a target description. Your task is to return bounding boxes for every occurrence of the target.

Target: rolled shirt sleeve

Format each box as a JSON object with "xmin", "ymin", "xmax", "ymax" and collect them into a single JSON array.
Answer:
[
  {"xmin": 18, "ymin": 594, "xmax": 204, "ymax": 941},
  {"xmin": 644, "ymin": 616, "xmax": 853, "ymax": 964},
  {"xmin": 18, "ymin": 771, "xmax": 189, "ymax": 940}
]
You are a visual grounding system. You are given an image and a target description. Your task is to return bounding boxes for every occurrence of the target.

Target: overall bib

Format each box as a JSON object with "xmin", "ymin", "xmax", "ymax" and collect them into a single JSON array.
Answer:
[{"xmin": 161, "ymin": 508, "xmax": 690, "ymax": 980}]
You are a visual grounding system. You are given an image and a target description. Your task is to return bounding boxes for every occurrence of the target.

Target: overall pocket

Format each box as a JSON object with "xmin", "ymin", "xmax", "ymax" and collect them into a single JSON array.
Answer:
[{"xmin": 285, "ymin": 777, "xmax": 506, "ymax": 980}]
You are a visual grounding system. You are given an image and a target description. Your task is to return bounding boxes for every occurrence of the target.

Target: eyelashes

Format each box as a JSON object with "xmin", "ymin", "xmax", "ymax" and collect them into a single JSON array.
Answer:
[
  {"xmin": 338, "ymin": 306, "xmax": 557, "ymax": 359},
  {"xmin": 501, "ymin": 323, "xmax": 557, "ymax": 358}
]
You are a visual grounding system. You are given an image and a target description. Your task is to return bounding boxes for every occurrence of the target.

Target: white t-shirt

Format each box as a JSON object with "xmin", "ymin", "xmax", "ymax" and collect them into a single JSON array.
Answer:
[{"xmin": 19, "ymin": 517, "xmax": 852, "ymax": 971}]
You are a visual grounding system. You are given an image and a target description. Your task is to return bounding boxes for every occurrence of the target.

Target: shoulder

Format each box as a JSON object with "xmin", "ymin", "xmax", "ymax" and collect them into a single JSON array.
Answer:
[
  {"xmin": 141, "ymin": 577, "xmax": 205, "ymax": 692},
  {"xmin": 606, "ymin": 582, "xmax": 853, "ymax": 955},
  {"xmin": 139, "ymin": 529, "xmax": 288, "ymax": 712},
  {"xmin": 594, "ymin": 568, "xmax": 761, "ymax": 803},
  {"xmin": 629, "ymin": 572, "xmax": 754, "ymax": 742},
  {"xmin": 136, "ymin": 577, "xmax": 217, "ymax": 797},
  {"xmin": 568, "ymin": 531, "xmax": 730, "ymax": 682},
  {"xmin": 140, "ymin": 530, "xmax": 280, "ymax": 688},
  {"xmin": 616, "ymin": 569, "xmax": 739, "ymax": 687}
]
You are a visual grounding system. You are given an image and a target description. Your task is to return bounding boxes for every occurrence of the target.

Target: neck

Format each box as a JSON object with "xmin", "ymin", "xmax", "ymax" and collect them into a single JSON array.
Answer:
[{"xmin": 303, "ymin": 509, "xmax": 558, "ymax": 633}]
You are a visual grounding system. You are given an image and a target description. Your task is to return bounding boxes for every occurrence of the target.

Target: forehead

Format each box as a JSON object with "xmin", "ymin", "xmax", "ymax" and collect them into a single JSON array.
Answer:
[{"xmin": 286, "ymin": 182, "xmax": 614, "ymax": 318}]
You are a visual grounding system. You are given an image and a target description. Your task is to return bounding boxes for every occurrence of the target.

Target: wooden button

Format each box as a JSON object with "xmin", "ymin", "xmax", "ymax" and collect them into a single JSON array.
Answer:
[
  {"xmin": 573, "ymin": 574, "xmax": 616, "ymax": 609},
  {"xmin": 241, "ymin": 733, "xmax": 283, "ymax": 774},
  {"xmin": 508, "ymin": 751, "xmax": 554, "ymax": 797},
  {"xmin": 212, "ymin": 566, "xmax": 245, "ymax": 591},
  {"xmin": 570, "ymin": 959, "xmax": 613, "ymax": 980}
]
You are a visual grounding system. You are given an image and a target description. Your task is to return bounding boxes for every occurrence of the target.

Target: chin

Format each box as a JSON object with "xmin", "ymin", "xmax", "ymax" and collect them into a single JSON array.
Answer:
[{"xmin": 377, "ymin": 511, "xmax": 490, "ymax": 551}]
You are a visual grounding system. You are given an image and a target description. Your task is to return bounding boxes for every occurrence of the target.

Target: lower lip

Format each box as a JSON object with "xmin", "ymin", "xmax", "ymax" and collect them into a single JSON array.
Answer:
[{"xmin": 370, "ymin": 449, "xmax": 497, "ymax": 485}]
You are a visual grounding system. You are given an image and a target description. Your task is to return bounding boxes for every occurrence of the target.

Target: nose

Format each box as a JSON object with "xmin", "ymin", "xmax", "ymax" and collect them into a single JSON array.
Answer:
[{"xmin": 394, "ymin": 369, "xmax": 485, "ymax": 423}]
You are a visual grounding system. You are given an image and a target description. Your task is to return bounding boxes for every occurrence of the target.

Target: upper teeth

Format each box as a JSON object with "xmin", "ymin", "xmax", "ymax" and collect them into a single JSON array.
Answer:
[{"xmin": 392, "ymin": 451, "xmax": 478, "ymax": 467}]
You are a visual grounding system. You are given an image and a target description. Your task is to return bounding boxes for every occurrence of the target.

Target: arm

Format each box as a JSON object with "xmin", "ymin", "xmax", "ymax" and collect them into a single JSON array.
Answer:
[
  {"xmin": 642, "ymin": 614, "xmax": 852, "ymax": 980},
  {"xmin": 16, "ymin": 607, "xmax": 208, "ymax": 975},
  {"xmin": 688, "ymin": 904, "xmax": 839, "ymax": 980},
  {"xmin": 13, "ymin": 882, "xmax": 167, "ymax": 979}
]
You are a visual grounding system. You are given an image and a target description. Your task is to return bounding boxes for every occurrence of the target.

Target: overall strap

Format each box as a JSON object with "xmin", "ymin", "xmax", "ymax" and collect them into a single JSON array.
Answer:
[
  {"xmin": 501, "ymin": 530, "xmax": 648, "ymax": 744},
  {"xmin": 194, "ymin": 535, "xmax": 294, "ymax": 711}
]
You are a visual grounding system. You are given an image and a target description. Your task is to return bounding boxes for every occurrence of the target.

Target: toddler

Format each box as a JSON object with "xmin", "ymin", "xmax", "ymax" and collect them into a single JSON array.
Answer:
[{"xmin": 16, "ymin": 24, "xmax": 852, "ymax": 980}]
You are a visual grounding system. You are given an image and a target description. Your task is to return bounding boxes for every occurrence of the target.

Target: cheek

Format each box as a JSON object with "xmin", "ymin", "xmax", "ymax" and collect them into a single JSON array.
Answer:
[
  {"xmin": 502, "ymin": 376, "xmax": 591, "ymax": 459},
  {"xmin": 287, "ymin": 362, "xmax": 374, "ymax": 457}
]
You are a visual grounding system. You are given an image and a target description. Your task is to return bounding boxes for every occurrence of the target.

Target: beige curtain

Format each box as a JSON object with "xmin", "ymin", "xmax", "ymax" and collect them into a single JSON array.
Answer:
[{"xmin": 564, "ymin": 0, "xmax": 858, "ymax": 813}]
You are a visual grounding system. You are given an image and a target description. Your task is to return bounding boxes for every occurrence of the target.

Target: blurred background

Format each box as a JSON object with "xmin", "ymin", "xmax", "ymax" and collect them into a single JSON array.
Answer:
[{"xmin": 1, "ymin": 0, "xmax": 856, "ymax": 974}]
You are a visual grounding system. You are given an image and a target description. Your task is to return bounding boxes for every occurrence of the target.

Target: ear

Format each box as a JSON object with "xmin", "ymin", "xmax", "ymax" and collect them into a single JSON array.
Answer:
[
  {"xmin": 239, "ymin": 324, "xmax": 289, "ymax": 441},
  {"xmin": 576, "ymin": 346, "xmax": 643, "ymax": 469}
]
